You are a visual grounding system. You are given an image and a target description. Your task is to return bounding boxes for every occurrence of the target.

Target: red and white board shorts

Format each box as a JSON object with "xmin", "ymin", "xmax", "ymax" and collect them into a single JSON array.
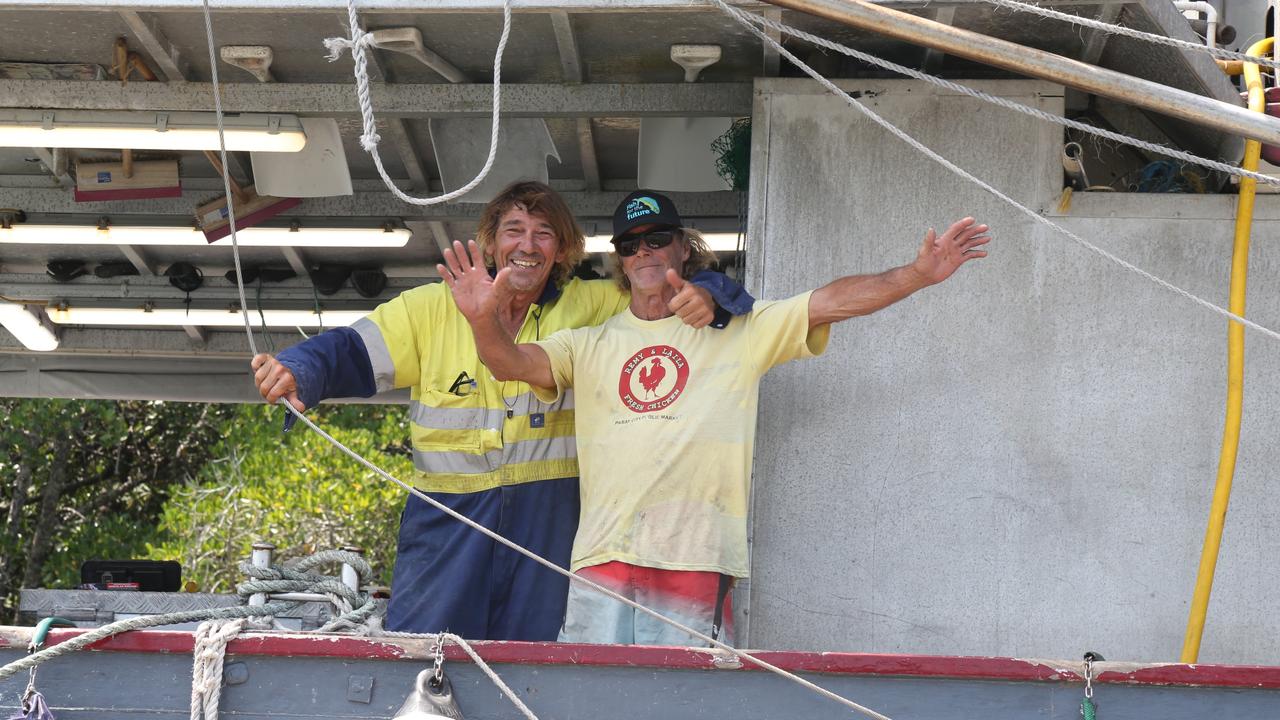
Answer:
[{"xmin": 558, "ymin": 561, "xmax": 735, "ymax": 647}]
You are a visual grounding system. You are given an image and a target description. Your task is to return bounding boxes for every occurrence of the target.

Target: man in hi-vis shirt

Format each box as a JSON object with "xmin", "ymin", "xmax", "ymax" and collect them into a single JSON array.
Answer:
[
  {"xmin": 441, "ymin": 189, "xmax": 990, "ymax": 645},
  {"xmin": 250, "ymin": 182, "xmax": 752, "ymax": 640}
]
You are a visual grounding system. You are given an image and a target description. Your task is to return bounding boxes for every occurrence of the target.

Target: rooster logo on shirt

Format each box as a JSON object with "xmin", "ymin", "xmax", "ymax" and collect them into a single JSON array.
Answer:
[
  {"xmin": 638, "ymin": 358, "xmax": 666, "ymax": 398},
  {"xmin": 618, "ymin": 345, "xmax": 690, "ymax": 414}
]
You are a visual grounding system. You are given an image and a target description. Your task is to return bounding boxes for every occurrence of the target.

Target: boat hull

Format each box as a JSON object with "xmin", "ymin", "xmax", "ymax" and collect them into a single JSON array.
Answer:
[{"xmin": 3, "ymin": 628, "xmax": 1280, "ymax": 719}]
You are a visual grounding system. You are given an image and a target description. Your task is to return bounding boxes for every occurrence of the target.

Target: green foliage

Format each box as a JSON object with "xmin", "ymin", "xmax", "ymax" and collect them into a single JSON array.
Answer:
[
  {"xmin": 1, "ymin": 398, "xmax": 231, "ymax": 621},
  {"xmin": 147, "ymin": 403, "xmax": 411, "ymax": 592}
]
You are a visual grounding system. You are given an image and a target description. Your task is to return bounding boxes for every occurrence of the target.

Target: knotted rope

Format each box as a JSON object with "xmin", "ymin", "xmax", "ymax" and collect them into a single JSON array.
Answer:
[
  {"xmin": 190, "ymin": 618, "xmax": 247, "ymax": 720},
  {"xmin": 322, "ymin": 0, "xmax": 513, "ymax": 205}
]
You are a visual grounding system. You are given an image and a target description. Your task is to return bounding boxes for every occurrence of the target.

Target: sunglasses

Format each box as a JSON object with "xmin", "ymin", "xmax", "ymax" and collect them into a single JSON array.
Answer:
[{"xmin": 613, "ymin": 230, "xmax": 679, "ymax": 258}]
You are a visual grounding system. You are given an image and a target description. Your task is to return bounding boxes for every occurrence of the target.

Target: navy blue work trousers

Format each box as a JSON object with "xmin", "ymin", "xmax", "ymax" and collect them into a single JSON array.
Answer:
[{"xmin": 385, "ymin": 476, "xmax": 579, "ymax": 641}]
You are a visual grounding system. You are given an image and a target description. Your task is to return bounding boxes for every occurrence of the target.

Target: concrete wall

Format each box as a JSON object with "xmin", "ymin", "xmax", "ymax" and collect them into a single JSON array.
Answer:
[{"xmin": 740, "ymin": 78, "xmax": 1280, "ymax": 664}]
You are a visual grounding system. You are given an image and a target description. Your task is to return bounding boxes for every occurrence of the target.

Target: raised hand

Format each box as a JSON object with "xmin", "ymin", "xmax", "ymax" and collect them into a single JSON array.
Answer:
[
  {"xmin": 665, "ymin": 269, "xmax": 715, "ymax": 329},
  {"xmin": 911, "ymin": 217, "xmax": 991, "ymax": 286},
  {"xmin": 251, "ymin": 353, "xmax": 305, "ymax": 413},
  {"xmin": 437, "ymin": 239, "xmax": 512, "ymax": 324}
]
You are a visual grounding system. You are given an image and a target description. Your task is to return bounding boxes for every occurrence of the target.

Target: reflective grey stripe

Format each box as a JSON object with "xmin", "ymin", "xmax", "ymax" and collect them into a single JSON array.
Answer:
[
  {"xmin": 410, "ymin": 401, "xmax": 505, "ymax": 432},
  {"xmin": 412, "ymin": 447, "xmax": 496, "ymax": 474},
  {"xmin": 412, "ymin": 436, "xmax": 577, "ymax": 475},
  {"xmin": 409, "ymin": 390, "xmax": 575, "ymax": 432},
  {"xmin": 505, "ymin": 434, "xmax": 576, "ymax": 464},
  {"xmin": 352, "ymin": 317, "xmax": 395, "ymax": 393}
]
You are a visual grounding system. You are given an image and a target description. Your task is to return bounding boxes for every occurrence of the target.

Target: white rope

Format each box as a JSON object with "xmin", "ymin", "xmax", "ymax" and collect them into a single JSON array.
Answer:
[
  {"xmin": 322, "ymin": 0, "xmax": 512, "ymax": 206},
  {"xmin": 192, "ymin": 2, "xmax": 894, "ymax": 718},
  {"xmin": 979, "ymin": 0, "xmax": 1280, "ymax": 72},
  {"xmin": 716, "ymin": 0, "xmax": 1280, "ymax": 345},
  {"xmin": 732, "ymin": 7, "xmax": 1280, "ymax": 187},
  {"xmin": 190, "ymin": 618, "xmax": 247, "ymax": 720},
  {"xmin": 445, "ymin": 634, "xmax": 539, "ymax": 720}
]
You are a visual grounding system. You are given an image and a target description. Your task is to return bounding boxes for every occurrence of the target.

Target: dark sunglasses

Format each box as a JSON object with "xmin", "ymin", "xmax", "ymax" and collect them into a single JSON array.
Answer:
[{"xmin": 613, "ymin": 230, "xmax": 679, "ymax": 257}]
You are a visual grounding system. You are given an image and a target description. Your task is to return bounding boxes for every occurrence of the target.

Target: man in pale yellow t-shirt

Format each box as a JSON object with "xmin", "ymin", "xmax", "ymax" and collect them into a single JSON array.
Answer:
[{"xmin": 439, "ymin": 189, "xmax": 991, "ymax": 646}]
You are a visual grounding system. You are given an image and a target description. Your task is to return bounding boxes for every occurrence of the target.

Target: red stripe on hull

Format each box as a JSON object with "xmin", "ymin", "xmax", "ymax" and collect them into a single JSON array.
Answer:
[{"xmin": 3, "ymin": 628, "xmax": 1279, "ymax": 690}]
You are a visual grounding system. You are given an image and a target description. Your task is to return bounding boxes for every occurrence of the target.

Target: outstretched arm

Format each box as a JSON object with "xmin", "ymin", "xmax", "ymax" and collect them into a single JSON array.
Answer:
[
  {"xmin": 808, "ymin": 217, "xmax": 990, "ymax": 329},
  {"xmin": 438, "ymin": 240, "xmax": 556, "ymax": 388}
]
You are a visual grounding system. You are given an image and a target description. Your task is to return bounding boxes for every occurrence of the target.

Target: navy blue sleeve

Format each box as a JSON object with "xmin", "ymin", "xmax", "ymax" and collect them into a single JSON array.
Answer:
[
  {"xmin": 690, "ymin": 270, "xmax": 755, "ymax": 329},
  {"xmin": 275, "ymin": 326, "xmax": 379, "ymax": 430}
]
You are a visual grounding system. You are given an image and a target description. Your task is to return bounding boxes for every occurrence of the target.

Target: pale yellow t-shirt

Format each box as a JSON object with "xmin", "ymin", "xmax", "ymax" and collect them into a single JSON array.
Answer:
[{"xmin": 532, "ymin": 291, "xmax": 830, "ymax": 577}]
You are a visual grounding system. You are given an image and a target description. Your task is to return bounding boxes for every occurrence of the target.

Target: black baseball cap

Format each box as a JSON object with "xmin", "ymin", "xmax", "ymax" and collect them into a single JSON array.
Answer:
[{"xmin": 611, "ymin": 190, "xmax": 683, "ymax": 242}]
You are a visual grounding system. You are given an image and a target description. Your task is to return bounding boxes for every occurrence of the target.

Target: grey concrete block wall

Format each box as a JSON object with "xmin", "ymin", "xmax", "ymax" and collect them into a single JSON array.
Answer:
[{"xmin": 739, "ymin": 78, "xmax": 1280, "ymax": 664}]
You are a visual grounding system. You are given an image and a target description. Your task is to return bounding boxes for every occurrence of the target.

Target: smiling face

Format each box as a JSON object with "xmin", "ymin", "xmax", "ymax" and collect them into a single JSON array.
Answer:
[
  {"xmin": 488, "ymin": 205, "xmax": 567, "ymax": 296},
  {"xmin": 619, "ymin": 224, "xmax": 690, "ymax": 295}
]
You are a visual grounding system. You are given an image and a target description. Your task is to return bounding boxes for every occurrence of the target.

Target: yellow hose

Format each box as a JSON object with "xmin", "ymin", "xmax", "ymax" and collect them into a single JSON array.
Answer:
[{"xmin": 1179, "ymin": 36, "xmax": 1271, "ymax": 664}]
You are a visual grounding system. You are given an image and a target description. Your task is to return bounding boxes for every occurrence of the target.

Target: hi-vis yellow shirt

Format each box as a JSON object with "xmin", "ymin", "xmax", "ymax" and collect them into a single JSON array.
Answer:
[
  {"xmin": 352, "ymin": 278, "xmax": 629, "ymax": 493},
  {"xmin": 532, "ymin": 292, "xmax": 830, "ymax": 577}
]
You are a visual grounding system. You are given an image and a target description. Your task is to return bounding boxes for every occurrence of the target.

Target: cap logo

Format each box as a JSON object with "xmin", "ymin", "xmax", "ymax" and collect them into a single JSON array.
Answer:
[{"xmin": 625, "ymin": 196, "xmax": 661, "ymax": 221}]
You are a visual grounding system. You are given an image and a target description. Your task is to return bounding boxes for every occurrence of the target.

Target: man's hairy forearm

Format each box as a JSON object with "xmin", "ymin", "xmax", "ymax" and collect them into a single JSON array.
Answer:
[
  {"xmin": 471, "ymin": 313, "xmax": 555, "ymax": 387},
  {"xmin": 808, "ymin": 264, "xmax": 931, "ymax": 327}
]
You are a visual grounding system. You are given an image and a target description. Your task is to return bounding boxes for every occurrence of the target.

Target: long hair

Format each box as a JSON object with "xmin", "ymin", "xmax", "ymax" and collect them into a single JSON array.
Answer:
[
  {"xmin": 611, "ymin": 228, "xmax": 718, "ymax": 291},
  {"xmin": 474, "ymin": 181, "xmax": 586, "ymax": 287}
]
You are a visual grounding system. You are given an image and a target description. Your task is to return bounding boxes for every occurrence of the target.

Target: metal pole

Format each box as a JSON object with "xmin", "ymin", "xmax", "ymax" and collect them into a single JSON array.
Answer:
[
  {"xmin": 249, "ymin": 542, "xmax": 275, "ymax": 608},
  {"xmin": 754, "ymin": 0, "xmax": 1280, "ymax": 147}
]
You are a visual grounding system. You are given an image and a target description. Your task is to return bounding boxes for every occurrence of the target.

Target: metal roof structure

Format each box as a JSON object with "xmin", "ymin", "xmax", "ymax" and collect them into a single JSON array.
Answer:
[{"xmin": 0, "ymin": 0, "xmax": 1245, "ymax": 400}]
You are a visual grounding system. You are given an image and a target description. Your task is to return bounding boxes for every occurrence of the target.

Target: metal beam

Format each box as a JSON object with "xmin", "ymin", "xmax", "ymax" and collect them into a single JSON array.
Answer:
[
  {"xmin": 0, "ymin": 273, "xmax": 430, "ymax": 303},
  {"xmin": 7, "ymin": 187, "xmax": 742, "ymax": 219},
  {"xmin": 117, "ymin": 244, "xmax": 156, "ymax": 275},
  {"xmin": 0, "ymin": 0, "xmax": 767, "ymax": 11},
  {"xmin": 381, "ymin": 119, "xmax": 431, "ymax": 190},
  {"xmin": 0, "ymin": 0, "xmax": 1114, "ymax": 12},
  {"xmin": 921, "ymin": 7, "xmax": 956, "ymax": 73},
  {"xmin": 118, "ymin": 10, "xmax": 191, "ymax": 82},
  {"xmin": 761, "ymin": 8, "xmax": 783, "ymax": 76},
  {"xmin": 30, "ymin": 148, "xmax": 72, "ymax": 187},
  {"xmin": 0, "ymin": 80, "xmax": 753, "ymax": 118},
  {"xmin": 426, "ymin": 221, "xmax": 452, "ymax": 258},
  {"xmin": 550, "ymin": 11, "xmax": 584, "ymax": 83},
  {"xmin": 183, "ymin": 324, "xmax": 209, "ymax": 346},
  {"xmin": 1080, "ymin": 4, "xmax": 1126, "ymax": 65},
  {"xmin": 756, "ymin": 0, "xmax": 1280, "ymax": 146},
  {"xmin": 279, "ymin": 247, "xmax": 309, "ymax": 276},
  {"xmin": 550, "ymin": 10, "xmax": 602, "ymax": 191}
]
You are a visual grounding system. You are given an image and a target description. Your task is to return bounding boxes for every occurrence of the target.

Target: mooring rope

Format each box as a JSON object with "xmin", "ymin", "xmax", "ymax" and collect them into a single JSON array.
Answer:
[
  {"xmin": 732, "ymin": 7, "xmax": 1280, "ymax": 188},
  {"xmin": 139, "ymin": 3, "xmax": 906, "ymax": 720},
  {"xmin": 979, "ymin": 0, "xmax": 1280, "ymax": 72},
  {"xmin": 716, "ymin": 0, "xmax": 1280, "ymax": 345}
]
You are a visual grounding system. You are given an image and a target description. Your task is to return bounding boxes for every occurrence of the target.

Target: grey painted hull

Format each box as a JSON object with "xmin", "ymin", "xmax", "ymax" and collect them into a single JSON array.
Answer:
[{"xmin": 2, "ymin": 627, "xmax": 1279, "ymax": 720}]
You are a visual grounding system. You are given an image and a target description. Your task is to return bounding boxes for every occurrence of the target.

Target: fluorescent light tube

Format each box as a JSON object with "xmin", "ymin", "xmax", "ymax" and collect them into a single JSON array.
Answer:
[
  {"xmin": 585, "ymin": 232, "xmax": 742, "ymax": 254},
  {"xmin": 0, "ymin": 224, "xmax": 411, "ymax": 248},
  {"xmin": 0, "ymin": 109, "xmax": 306, "ymax": 152},
  {"xmin": 0, "ymin": 302, "xmax": 59, "ymax": 351},
  {"xmin": 47, "ymin": 307, "xmax": 367, "ymax": 328}
]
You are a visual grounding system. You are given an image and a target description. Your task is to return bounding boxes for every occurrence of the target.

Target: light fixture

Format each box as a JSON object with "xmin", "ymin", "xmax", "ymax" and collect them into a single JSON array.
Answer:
[
  {"xmin": 584, "ymin": 232, "xmax": 742, "ymax": 254},
  {"xmin": 47, "ymin": 307, "xmax": 368, "ymax": 328},
  {"xmin": 0, "ymin": 223, "xmax": 411, "ymax": 248},
  {"xmin": 0, "ymin": 109, "xmax": 307, "ymax": 152},
  {"xmin": 0, "ymin": 302, "xmax": 59, "ymax": 351}
]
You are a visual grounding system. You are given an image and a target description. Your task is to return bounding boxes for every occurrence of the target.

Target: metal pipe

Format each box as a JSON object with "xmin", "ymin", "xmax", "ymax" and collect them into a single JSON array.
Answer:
[
  {"xmin": 249, "ymin": 542, "xmax": 275, "ymax": 608},
  {"xmin": 755, "ymin": 0, "xmax": 1280, "ymax": 147},
  {"xmin": 1174, "ymin": 1, "xmax": 1217, "ymax": 49}
]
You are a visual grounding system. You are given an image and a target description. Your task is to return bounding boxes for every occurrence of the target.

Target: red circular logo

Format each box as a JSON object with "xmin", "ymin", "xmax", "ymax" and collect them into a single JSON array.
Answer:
[{"xmin": 617, "ymin": 345, "xmax": 690, "ymax": 413}]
